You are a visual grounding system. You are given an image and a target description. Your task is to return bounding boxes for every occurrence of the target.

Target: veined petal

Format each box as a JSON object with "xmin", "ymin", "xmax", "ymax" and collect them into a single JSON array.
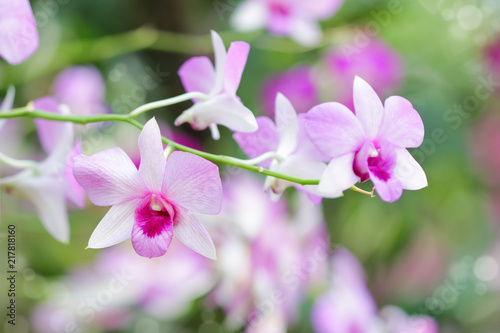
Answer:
[
  {"xmin": 175, "ymin": 93, "xmax": 258, "ymax": 133},
  {"xmin": 174, "ymin": 207, "xmax": 216, "ymax": 260},
  {"xmin": 233, "ymin": 117, "xmax": 279, "ymax": 169},
  {"xmin": 0, "ymin": 0, "xmax": 39, "ymax": 65},
  {"xmin": 33, "ymin": 96, "xmax": 74, "ymax": 155},
  {"xmin": 393, "ymin": 148, "xmax": 427, "ymax": 190},
  {"xmin": 211, "ymin": 31, "xmax": 226, "ymax": 95},
  {"xmin": 11, "ymin": 176, "xmax": 69, "ymax": 243},
  {"xmin": 304, "ymin": 102, "xmax": 365, "ymax": 159},
  {"xmin": 87, "ymin": 199, "xmax": 141, "ymax": 249},
  {"xmin": 353, "ymin": 76, "xmax": 384, "ymax": 139},
  {"xmin": 224, "ymin": 41, "xmax": 250, "ymax": 95},
  {"xmin": 138, "ymin": 118, "xmax": 166, "ymax": 193},
  {"xmin": 73, "ymin": 147, "xmax": 147, "ymax": 206},
  {"xmin": 378, "ymin": 96, "xmax": 425, "ymax": 148},
  {"xmin": 162, "ymin": 151, "xmax": 222, "ymax": 215},
  {"xmin": 275, "ymin": 93, "xmax": 299, "ymax": 157},
  {"xmin": 178, "ymin": 56, "xmax": 216, "ymax": 96},
  {"xmin": 230, "ymin": 0, "xmax": 267, "ymax": 32},
  {"xmin": 318, "ymin": 153, "xmax": 359, "ymax": 197}
]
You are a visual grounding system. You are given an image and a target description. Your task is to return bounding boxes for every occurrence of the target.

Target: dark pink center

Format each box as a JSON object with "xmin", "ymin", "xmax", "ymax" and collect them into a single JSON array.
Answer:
[
  {"xmin": 134, "ymin": 195, "xmax": 173, "ymax": 238},
  {"xmin": 354, "ymin": 142, "xmax": 396, "ymax": 183},
  {"xmin": 270, "ymin": 2, "xmax": 290, "ymax": 16}
]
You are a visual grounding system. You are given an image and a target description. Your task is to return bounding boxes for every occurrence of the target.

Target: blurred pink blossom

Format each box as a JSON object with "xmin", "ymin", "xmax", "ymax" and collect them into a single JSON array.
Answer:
[
  {"xmin": 52, "ymin": 65, "xmax": 110, "ymax": 116},
  {"xmin": 74, "ymin": 118, "xmax": 222, "ymax": 259},
  {"xmin": 485, "ymin": 36, "xmax": 500, "ymax": 84},
  {"xmin": 230, "ymin": 0, "xmax": 344, "ymax": 47},
  {"xmin": 261, "ymin": 65, "xmax": 319, "ymax": 117},
  {"xmin": 322, "ymin": 37, "xmax": 403, "ymax": 110},
  {"xmin": 0, "ymin": 0, "xmax": 39, "ymax": 65}
]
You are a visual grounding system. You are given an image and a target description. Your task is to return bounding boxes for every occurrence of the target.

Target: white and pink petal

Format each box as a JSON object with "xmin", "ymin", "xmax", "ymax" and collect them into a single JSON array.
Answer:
[{"xmin": 174, "ymin": 207, "xmax": 216, "ymax": 260}]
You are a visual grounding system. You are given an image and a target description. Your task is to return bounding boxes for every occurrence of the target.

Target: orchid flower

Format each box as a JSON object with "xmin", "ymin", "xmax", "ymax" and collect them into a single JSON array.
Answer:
[
  {"xmin": 175, "ymin": 31, "xmax": 258, "ymax": 140},
  {"xmin": 52, "ymin": 65, "xmax": 110, "ymax": 116},
  {"xmin": 304, "ymin": 76, "xmax": 427, "ymax": 202},
  {"xmin": 0, "ymin": 0, "xmax": 39, "ymax": 65},
  {"xmin": 230, "ymin": 0, "xmax": 344, "ymax": 47},
  {"xmin": 0, "ymin": 97, "xmax": 83, "ymax": 243},
  {"xmin": 73, "ymin": 118, "xmax": 222, "ymax": 259},
  {"xmin": 234, "ymin": 93, "xmax": 330, "ymax": 201}
]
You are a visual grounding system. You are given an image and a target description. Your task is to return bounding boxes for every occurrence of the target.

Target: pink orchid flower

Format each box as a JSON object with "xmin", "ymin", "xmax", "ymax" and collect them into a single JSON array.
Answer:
[
  {"xmin": 379, "ymin": 306, "xmax": 438, "ymax": 333},
  {"xmin": 231, "ymin": 0, "xmax": 344, "ymax": 47},
  {"xmin": 234, "ymin": 93, "xmax": 330, "ymax": 201},
  {"xmin": 304, "ymin": 76, "xmax": 427, "ymax": 202},
  {"xmin": 73, "ymin": 118, "xmax": 222, "ymax": 259},
  {"xmin": 175, "ymin": 31, "xmax": 258, "ymax": 140},
  {"xmin": 52, "ymin": 65, "xmax": 110, "ymax": 116},
  {"xmin": 0, "ymin": 97, "xmax": 82, "ymax": 243},
  {"xmin": 0, "ymin": 0, "xmax": 39, "ymax": 65}
]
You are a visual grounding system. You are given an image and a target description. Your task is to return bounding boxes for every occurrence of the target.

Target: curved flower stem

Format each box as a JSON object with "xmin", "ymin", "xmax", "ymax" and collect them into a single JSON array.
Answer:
[
  {"xmin": 226, "ymin": 151, "xmax": 283, "ymax": 166},
  {"xmin": 129, "ymin": 91, "xmax": 209, "ymax": 118},
  {"xmin": 0, "ymin": 107, "xmax": 320, "ymax": 186},
  {"xmin": 0, "ymin": 151, "xmax": 39, "ymax": 170},
  {"xmin": 350, "ymin": 186, "xmax": 375, "ymax": 197}
]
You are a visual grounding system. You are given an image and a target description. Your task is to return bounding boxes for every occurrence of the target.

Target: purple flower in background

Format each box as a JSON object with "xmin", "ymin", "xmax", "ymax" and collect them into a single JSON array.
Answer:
[
  {"xmin": 0, "ymin": 97, "xmax": 82, "ymax": 242},
  {"xmin": 230, "ymin": 0, "xmax": 344, "ymax": 47},
  {"xmin": 74, "ymin": 118, "xmax": 222, "ymax": 259},
  {"xmin": 176, "ymin": 31, "xmax": 258, "ymax": 140},
  {"xmin": 485, "ymin": 36, "xmax": 500, "ymax": 83},
  {"xmin": 322, "ymin": 37, "xmax": 403, "ymax": 110},
  {"xmin": 261, "ymin": 65, "xmax": 319, "ymax": 117},
  {"xmin": 380, "ymin": 306, "xmax": 438, "ymax": 333},
  {"xmin": 234, "ymin": 93, "xmax": 329, "ymax": 201},
  {"xmin": 0, "ymin": 0, "xmax": 39, "ymax": 65},
  {"xmin": 52, "ymin": 65, "xmax": 110, "ymax": 116},
  {"xmin": 304, "ymin": 77, "xmax": 427, "ymax": 202}
]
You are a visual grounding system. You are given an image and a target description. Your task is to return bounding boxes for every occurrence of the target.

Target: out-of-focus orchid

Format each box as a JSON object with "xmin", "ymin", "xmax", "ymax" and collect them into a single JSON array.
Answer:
[
  {"xmin": 321, "ymin": 37, "xmax": 403, "ymax": 110},
  {"xmin": 0, "ymin": 97, "xmax": 83, "ymax": 242},
  {"xmin": 312, "ymin": 248, "xmax": 439, "ymax": 333},
  {"xmin": 32, "ymin": 241, "xmax": 216, "ymax": 333},
  {"xmin": 0, "ymin": 0, "xmax": 39, "ymax": 65},
  {"xmin": 234, "ymin": 93, "xmax": 330, "ymax": 201},
  {"xmin": 261, "ymin": 65, "xmax": 319, "ymax": 116},
  {"xmin": 73, "ymin": 118, "xmax": 222, "ymax": 259},
  {"xmin": 52, "ymin": 65, "xmax": 110, "ymax": 116},
  {"xmin": 304, "ymin": 76, "xmax": 427, "ymax": 202},
  {"xmin": 175, "ymin": 31, "xmax": 258, "ymax": 140},
  {"xmin": 485, "ymin": 36, "xmax": 500, "ymax": 84},
  {"xmin": 230, "ymin": 0, "xmax": 344, "ymax": 47}
]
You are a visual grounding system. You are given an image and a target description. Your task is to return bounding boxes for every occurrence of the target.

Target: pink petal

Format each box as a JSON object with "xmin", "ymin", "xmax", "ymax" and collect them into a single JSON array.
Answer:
[
  {"xmin": 378, "ymin": 96, "xmax": 425, "ymax": 148},
  {"xmin": 304, "ymin": 102, "xmax": 365, "ymax": 159},
  {"xmin": 33, "ymin": 96, "xmax": 73, "ymax": 155},
  {"xmin": 162, "ymin": 151, "xmax": 222, "ymax": 215},
  {"xmin": 370, "ymin": 169, "xmax": 403, "ymax": 203},
  {"xmin": 178, "ymin": 56, "xmax": 216, "ymax": 96},
  {"xmin": 224, "ymin": 41, "xmax": 250, "ymax": 95},
  {"xmin": 353, "ymin": 76, "xmax": 384, "ymax": 139},
  {"xmin": 174, "ymin": 207, "xmax": 216, "ymax": 260},
  {"xmin": 211, "ymin": 31, "xmax": 227, "ymax": 94},
  {"xmin": 73, "ymin": 147, "xmax": 147, "ymax": 206},
  {"xmin": 332, "ymin": 247, "xmax": 367, "ymax": 287},
  {"xmin": 393, "ymin": 148, "xmax": 427, "ymax": 190},
  {"xmin": 131, "ymin": 196, "xmax": 174, "ymax": 258},
  {"xmin": 0, "ymin": 0, "xmax": 38, "ymax": 65},
  {"xmin": 64, "ymin": 140, "xmax": 85, "ymax": 209},
  {"xmin": 275, "ymin": 93, "xmax": 299, "ymax": 157},
  {"xmin": 175, "ymin": 93, "xmax": 258, "ymax": 133},
  {"xmin": 318, "ymin": 152, "xmax": 359, "ymax": 197},
  {"xmin": 233, "ymin": 116, "xmax": 279, "ymax": 169},
  {"xmin": 306, "ymin": 0, "xmax": 345, "ymax": 19},
  {"xmin": 138, "ymin": 118, "xmax": 166, "ymax": 193},
  {"xmin": 87, "ymin": 199, "xmax": 141, "ymax": 249},
  {"xmin": 12, "ymin": 176, "xmax": 69, "ymax": 243}
]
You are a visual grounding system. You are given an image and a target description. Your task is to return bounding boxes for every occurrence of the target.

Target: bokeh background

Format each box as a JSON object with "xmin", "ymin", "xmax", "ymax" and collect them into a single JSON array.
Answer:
[{"xmin": 2, "ymin": 0, "xmax": 500, "ymax": 332}]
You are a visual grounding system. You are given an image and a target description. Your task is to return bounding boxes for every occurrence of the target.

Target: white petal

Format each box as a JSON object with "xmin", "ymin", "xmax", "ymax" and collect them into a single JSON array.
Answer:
[
  {"xmin": 1, "ymin": 86, "xmax": 15, "ymax": 112},
  {"xmin": 211, "ymin": 31, "xmax": 226, "ymax": 95},
  {"xmin": 288, "ymin": 19, "xmax": 322, "ymax": 47},
  {"xmin": 275, "ymin": 93, "xmax": 299, "ymax": 157},
  {"xmin": 174, "ymin": 208, "xmax": 216, "ymax": 260},
  {"xmin": 230, "ymin": 0, "xmax": 267, "ymax": 32},
  {"xmin": 318, "ymin": 153, "xmax": 359, "ymax": 196},
  {"xmin": 138, "ymin": 118, "xmax": 166, "ymax": 193},
  {"xmin": 353, "ymin": 76, "xmax": 384, "ymax": 139},
  {"xmin": 393, "ymin": 148, "xmax": 427, "ymax": 190},
  {"xmin": 87, "ymin": 199, "xmax": 141, "ymax": 249}
]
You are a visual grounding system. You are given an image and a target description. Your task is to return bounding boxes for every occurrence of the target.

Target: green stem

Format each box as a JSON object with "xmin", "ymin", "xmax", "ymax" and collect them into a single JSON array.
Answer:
[
  {"xmin": 0, "ymin": 107, "xmax": 320, "ymax": 186},
  {"xmin": 129, "ymin": 91, "xmax": 208, "ymax": 118}
]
